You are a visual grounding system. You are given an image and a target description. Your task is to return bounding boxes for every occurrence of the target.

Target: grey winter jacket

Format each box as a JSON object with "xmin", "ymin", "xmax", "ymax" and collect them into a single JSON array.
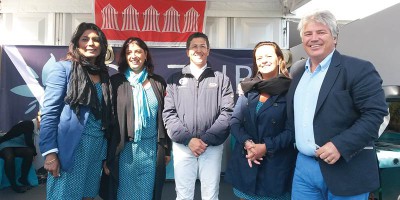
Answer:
[{"xmin": 162, "ymin": 65, "xmax": 234, "ymax": 146}]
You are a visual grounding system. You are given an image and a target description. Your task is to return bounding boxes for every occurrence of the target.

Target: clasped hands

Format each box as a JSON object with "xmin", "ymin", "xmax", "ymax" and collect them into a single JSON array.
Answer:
[
  {"xmin": 244, "ymin": 140, "xmax": 266, "ymax": 168},
  {"xmin": 188, "ymin": 138, "xmax": 208, "ymax": 157}
]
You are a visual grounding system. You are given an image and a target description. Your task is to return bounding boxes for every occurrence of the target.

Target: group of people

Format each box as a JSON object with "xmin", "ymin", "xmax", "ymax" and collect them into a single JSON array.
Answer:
[
  {"xmin": 226, "ymin": 10, "xmax": 388, "ymax": 200},
  {"xmin": 0, "ymin": 9, "xmax": 387, "ymax": 200}
]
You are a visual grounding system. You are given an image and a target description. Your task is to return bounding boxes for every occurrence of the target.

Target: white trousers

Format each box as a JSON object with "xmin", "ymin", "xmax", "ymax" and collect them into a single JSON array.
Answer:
[{"xmin": 172, "ymin": 142, "xmax": 224, "ymax": 200}]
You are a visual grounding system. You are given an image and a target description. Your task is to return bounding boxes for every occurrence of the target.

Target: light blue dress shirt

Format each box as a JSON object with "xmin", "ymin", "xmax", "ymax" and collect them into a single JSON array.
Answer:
[{"xmin": 294, "ymin": 50, "xmax": 335, "ymax": 156}]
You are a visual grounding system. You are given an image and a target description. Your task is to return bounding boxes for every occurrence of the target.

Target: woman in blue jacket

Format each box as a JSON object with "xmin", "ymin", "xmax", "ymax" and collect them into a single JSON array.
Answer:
[
  {"xmin": 225, "ymin": 41, "xmax": 297, "ymax": 200},
  {"xmin": 39, "ymin": 22, "xmax": 112, "ymax": 199}
]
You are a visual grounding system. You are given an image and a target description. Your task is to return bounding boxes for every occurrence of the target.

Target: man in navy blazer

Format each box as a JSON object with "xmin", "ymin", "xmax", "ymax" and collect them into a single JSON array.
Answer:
[{"xmin": 288, "ymin": 10, "xmax": 388, "ymax": 199}]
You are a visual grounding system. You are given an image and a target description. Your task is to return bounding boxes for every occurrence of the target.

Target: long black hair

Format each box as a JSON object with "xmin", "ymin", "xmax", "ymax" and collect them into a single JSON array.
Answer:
[{"xmin": 65, "ymin": 22, "xmax": 108, "ymax": 68}]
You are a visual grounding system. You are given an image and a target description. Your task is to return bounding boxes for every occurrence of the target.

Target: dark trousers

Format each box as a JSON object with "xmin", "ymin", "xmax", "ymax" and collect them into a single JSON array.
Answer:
[{"xmin": 0, "ymin": 147, "xmax": 34, "ymax": 187}]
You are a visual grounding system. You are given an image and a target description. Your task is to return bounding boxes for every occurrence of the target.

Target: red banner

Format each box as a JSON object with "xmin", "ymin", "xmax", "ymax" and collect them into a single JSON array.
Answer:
[{"xmin": 95, "ymin": 0, "xmax": 206, "ymax": 44}]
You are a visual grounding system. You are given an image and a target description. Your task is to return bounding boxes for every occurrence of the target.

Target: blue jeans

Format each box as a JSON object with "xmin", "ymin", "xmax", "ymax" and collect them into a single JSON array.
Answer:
[{"xmin": 291, "ymin": 153, "xmax": 369, "ymax": 200}]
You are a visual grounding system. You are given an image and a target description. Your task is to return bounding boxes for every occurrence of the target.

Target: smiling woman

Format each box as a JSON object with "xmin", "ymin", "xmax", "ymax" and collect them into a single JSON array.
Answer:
[
  {"xmin": 78, "ymin": 30, "xmax": 101, "ymax": 64},
  {"xmin": 225, "ymin": 41, "xmax": 295, "ymax": 200},
  {"xmin": 39, "ymin": 22, "xmax": 113, "ymax": 200},
  {"xmin": 101, "ymin": 37, "xmax": 172, "ymax": 200}
]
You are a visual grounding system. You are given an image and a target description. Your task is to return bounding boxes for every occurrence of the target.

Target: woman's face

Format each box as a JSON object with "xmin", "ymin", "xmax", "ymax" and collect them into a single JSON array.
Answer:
[
  {"xmin": 78, "ymin": 29, "xmax": 101, "ymax": 63},
  {"xmin": 255, "ymin": 45, "xmax": 279, "ymax": 79},
  {"xmin": 126, "ymin": 43, "xmax": 147, "ymax": 73}
]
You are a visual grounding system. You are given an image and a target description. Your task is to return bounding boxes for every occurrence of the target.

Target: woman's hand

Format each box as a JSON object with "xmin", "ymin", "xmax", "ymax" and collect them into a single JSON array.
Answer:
[
  {"xmin": 103, "ymin": 161, "xmax": 110, "ymax": 175},
  {"xmin": 245, "ymin": 141, "xmax": 266, "ymax": 168},
  {"xmin": 165, "ymin": 156, "xmax": 171, "ymax": 165},
  {"xmin": 44, "ymin": 153, "xmax": 60, "ymax": 178}
]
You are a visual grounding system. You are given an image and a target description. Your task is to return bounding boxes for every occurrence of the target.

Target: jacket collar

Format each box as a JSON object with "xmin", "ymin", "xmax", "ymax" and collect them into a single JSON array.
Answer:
[
  {"xmin": 182, "ymin": 62, "xmax": 212, "ymax": 74},
  {"xmin": 181, "ymin": 62, "xmax": 215, "ymax": 81}
]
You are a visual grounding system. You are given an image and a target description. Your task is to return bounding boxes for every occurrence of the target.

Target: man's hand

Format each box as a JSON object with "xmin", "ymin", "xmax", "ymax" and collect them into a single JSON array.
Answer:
[
  {"xmin": 315, "ymin": 141, "xmax": 341, "ymax": 165},
  {"xmin": 188, "ymin": 138, "xmax": 208, "ymax": 157}
]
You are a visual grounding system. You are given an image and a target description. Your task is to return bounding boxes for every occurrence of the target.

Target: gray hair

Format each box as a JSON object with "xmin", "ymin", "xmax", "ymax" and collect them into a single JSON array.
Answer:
[{"xmin": 297, "ymin": 10, "xmax": 339, "ymax": 39}]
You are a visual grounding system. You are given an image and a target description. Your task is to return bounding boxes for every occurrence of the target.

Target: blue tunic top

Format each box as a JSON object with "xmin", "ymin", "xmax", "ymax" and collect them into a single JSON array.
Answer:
[
  {"xmin": 117, "ymin": 86, "xmax": 159, "ymax": 200},
  {"xmin": 45, "ymin": 82, "xmax": 107, "ymax": 199}
]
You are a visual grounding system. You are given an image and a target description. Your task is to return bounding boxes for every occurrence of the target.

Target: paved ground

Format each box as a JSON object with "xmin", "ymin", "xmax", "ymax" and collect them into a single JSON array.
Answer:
[{"xmin": 0, "ymin": 177, "xmax": 236, "ymax": 200}]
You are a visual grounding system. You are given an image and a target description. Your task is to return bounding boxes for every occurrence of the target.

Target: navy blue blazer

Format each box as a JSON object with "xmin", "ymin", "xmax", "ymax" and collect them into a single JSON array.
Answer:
[
  {"xmin": 225, "ymin": 91, "xmax": 296, "ymax": 197},
  {"xmin": 287, "ymin": 50, "xmax": 388, "ymax": 195}
]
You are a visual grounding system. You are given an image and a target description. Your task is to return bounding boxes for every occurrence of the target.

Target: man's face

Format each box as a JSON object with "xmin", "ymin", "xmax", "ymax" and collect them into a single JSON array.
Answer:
[
  {"xmin": 301, "ymin": 21, "xmax": 337, "ymax": 64},
  {"xmin": 186, "ymin": 37, "xmax": 210, "ymax": 68}
]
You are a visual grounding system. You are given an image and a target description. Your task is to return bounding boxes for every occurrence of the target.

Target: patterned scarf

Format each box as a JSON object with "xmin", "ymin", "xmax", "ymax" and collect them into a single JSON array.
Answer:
[
  {"xmin": 64, "ymin": 61, "xmax": 111, "ymax": 131},
  {"xmin": 124, "ymin": 68, "xmax": 150, "ymax": 142}
]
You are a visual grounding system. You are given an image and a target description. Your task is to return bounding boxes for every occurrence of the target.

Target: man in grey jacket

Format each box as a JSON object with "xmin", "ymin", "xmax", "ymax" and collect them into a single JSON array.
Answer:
[{"xmin": 163, "ymin": 32, "xmax": 234, "ymax": 200}]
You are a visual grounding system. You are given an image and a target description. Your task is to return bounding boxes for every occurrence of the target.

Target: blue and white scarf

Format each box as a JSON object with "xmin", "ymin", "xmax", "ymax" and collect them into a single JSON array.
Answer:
[{"xmin": 124, "ymin": 68, "xmax": 150, "ymax": 142}]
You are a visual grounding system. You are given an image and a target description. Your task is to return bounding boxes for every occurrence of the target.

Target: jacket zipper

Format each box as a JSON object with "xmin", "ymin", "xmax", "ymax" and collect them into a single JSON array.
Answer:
[{"xmin": 195, "ymin": 79, "xmax": 199, "ymax": 138}]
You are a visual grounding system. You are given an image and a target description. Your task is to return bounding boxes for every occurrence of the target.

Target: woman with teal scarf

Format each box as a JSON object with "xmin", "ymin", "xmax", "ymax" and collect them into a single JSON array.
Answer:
[{"xmin": 101, "ymin": 37, "xmax": 171, "ymax": 200}]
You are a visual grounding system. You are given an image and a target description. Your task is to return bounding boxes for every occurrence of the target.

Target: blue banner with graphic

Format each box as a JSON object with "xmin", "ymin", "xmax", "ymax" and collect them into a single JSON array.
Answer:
[
  {"xmin": 0, "ymin": 45, "xmax": 252, "ymax": 177},
  {"xmin": 0, "ymin": 45, "xmax": 253, "ymax": 131}
]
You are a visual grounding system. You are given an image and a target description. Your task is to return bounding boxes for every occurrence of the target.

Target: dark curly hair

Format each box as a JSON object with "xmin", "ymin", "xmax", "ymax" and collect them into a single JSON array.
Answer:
[{"xmin": 118, "ymin": 37, "xmax": 154, "ymax": 74}]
